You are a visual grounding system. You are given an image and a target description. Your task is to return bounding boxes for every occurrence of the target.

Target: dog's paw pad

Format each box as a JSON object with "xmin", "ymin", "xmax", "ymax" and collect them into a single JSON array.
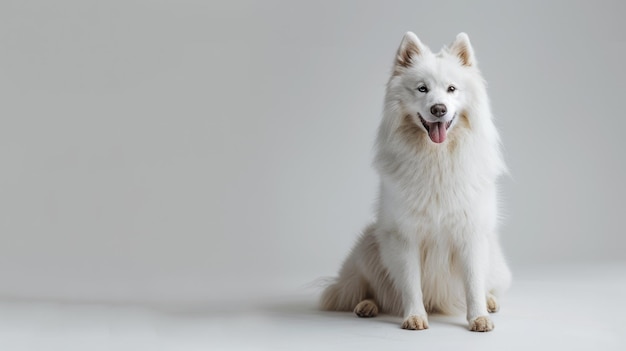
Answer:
[
  {"xmin": 487, "ymin": 295, "xmax": 499, "ymax": 313},
  {"xmin": 354, "ymin": 300, "xmax": 378, "ymax": 318},
  {"xmin": 469, "ymin": 316, "xmax": 494, "ymax": 332},
  {"xmin": 401, "ymin": 315, "xmax": 429, "ymax": 330}
]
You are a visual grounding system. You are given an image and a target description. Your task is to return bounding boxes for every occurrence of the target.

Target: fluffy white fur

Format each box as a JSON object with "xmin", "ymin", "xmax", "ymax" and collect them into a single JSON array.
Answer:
[{"xmin": 320, "ymin": 32, "xmax": 511, "ymax": 332}]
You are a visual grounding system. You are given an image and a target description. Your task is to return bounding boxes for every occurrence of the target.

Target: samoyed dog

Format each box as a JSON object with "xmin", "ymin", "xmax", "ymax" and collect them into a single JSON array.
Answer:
[{"xmin": 321, "ymin": 32, "xmax": 511, "ymax": 332}]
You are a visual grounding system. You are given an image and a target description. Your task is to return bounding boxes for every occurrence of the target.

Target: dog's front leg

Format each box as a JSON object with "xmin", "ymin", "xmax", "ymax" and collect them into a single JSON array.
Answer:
[
  {"xmin": 459, "ymin": 236, "xmax": 493, "ymax": 332},
  {"xmin": 378, "ymin": 231, "xmax": 428, "ymax": 330}
]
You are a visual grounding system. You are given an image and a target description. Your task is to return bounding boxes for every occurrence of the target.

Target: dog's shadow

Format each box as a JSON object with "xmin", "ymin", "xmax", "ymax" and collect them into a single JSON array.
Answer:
[
  {"xmin": 163, "ymin": 296, "xmax": 468, "ymax": 331},
  {"xmin": 270, "ymin": 300, "xmax": 469, "ymax": 330}
]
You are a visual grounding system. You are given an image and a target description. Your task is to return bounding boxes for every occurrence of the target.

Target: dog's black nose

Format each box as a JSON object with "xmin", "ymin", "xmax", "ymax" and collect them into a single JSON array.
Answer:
[{"xmin": 430, "ymin": 104, "xmax": 447, "ymax": 118}]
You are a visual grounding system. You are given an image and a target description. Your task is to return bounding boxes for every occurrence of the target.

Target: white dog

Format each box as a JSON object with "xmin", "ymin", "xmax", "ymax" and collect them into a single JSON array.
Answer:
[{"xmin": 321, "ymin": 32, "xmax": 511, "ymax": 332}]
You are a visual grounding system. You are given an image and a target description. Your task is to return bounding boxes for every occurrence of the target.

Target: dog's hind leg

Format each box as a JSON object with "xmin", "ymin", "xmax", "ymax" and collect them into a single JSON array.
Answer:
[
  {"xmin": 320, "ymin": 243, "xmax": 369, "ymax": 313},
  {"xmin": 486, "ymin": 293, "xmax": 499, "ymax": 313},
  {"xmin": 485, "ymin": 238, "xmax": 511, "ymax": 314},
  {"xmin": 320, "ymin": 273, "xmax": 368, "ymax": 312},
  {"xmin": 354, "ymin": 298, "xmax": 379, "ymax": 317}
]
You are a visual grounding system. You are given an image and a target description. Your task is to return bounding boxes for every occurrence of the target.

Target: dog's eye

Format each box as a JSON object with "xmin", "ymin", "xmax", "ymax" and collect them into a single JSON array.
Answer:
[
  {"xmin": 417, "ymin": 85, "xmax": 429, "ymax": 93},
  {"xmin": 447, "ymin": 85, "xmax": 456, "ymax": 93}
]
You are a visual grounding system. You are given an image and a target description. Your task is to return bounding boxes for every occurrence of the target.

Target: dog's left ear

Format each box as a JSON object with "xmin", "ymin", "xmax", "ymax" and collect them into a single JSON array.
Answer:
[{"xmin": 450, "ymin": 33, "xmax": 475, "ymax": 67}]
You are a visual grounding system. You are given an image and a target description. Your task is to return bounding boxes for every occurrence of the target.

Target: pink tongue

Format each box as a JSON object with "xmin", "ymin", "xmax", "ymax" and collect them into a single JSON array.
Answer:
[{"xmin": 428, "ymin": 122, "xmax": 446, "ymax": 143}]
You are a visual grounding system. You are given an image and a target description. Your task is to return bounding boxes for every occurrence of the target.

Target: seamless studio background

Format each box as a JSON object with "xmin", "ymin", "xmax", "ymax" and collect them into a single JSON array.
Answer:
[{"xmin": 0, "ymin": 1, "xmax": 625, "ymax": 349}]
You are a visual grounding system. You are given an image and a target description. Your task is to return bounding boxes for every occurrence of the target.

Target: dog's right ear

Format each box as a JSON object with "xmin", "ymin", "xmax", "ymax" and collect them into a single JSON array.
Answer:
[{"xmin": 395, "ymin": 32, "xmax": 425, "ymax": 68}]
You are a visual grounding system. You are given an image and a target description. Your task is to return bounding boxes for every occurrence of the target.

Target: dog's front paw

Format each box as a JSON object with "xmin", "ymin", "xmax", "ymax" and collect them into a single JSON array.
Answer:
[
  {"xmin": 469, "ymin": 316, "xmax": 494, "ymax": 332},
  {"xmin": 401, "ymin": 315, "xmax": 429, "ymax": 330}
]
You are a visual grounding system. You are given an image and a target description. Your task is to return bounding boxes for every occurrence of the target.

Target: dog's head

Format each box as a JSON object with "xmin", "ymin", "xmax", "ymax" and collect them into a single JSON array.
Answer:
[{"xmin": 387, "ymin": 32, "xmax": 480, "ymax": 144}]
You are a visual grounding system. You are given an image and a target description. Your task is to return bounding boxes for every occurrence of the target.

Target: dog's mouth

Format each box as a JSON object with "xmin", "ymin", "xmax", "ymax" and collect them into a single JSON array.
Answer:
[{"xmin": 418, "ymin": 114, "xmax": 455, "ymax": 144}]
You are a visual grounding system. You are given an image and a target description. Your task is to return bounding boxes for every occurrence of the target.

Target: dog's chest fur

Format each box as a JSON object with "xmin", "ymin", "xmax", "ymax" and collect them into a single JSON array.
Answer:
[{"xmin": 375, "ymin": 119, "xmax": 496, "ymax": 241}]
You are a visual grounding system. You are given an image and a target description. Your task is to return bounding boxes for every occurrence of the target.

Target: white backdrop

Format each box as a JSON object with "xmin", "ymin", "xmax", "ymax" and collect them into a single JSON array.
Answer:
[{"xmin": 0, "ymin": 0, "xmax": 624, "ymax": 303}]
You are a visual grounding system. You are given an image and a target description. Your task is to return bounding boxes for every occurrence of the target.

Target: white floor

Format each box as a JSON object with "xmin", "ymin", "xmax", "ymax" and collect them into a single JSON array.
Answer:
[{"xmin": 1, "ymin": 263, "xmax": 625, "ymax": 351}]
